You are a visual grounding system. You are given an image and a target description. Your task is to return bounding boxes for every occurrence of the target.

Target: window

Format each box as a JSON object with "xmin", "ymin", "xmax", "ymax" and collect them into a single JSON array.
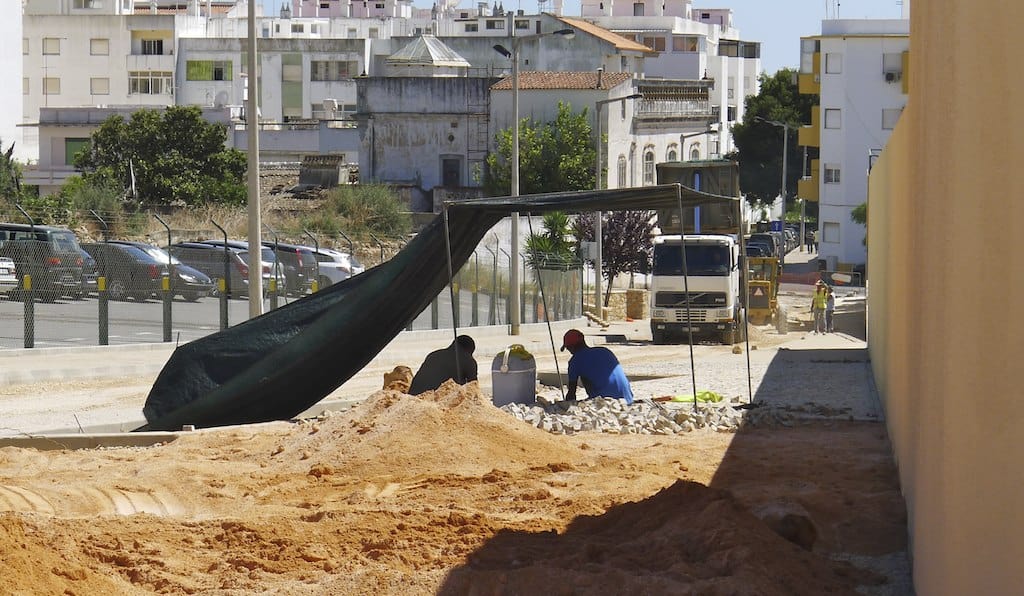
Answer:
[
  {"xmin": 43, "ymin": 38, "xmax": 61, "ymax": 55},
  {"xmin": 369, "ymin": 28, "xmax": 379, "ymax": 38},
  {"xmin": 882, "ymin": 52, "xmax": 902, "ymax": 73},
  {"xmin": 64, "ymin": 138, "xmax": 89, "ymax": 166},
  {"xmin": 882, "ymin": 108, "xmax": 903, "ymax": 130},
  {"xmin": 310, "ymin": 24, "xmax": 319, "ymax": 34},
  {"xmin": 824, "ymin": 108, "xmax": 841, "ymax": 129},
  {"xmin": 673, "ymin": 36, "xmax": 698, "ymax": 52},
  {"xmin": 90, "ymin": 77, "xmax": 109, "ymax": 95},
  {"xmin": 616, "ymin": 155, "xmax": 627, "ymax": 188},
  {"xmin": 74, "ymin": 0, "xmax": 103, "ymax": 7},
  {"xmin": 375, "ymin": 2, "xmax": 384, "ymax": 7},
  {"xmin": 464, "ymin": 23, "xmax": 478, "ymax": 32},
  {"xmin": 486, "ymin": 20, "xmax": 504, "ymax": 30},
  {"xmin": 320, "ymin": 2, "xmax": 330, "ymax": 7},
  {"xmin": 824, "ymin": 52, "xmax": 842, "ymax": 74},
  {"xmin": 666, "ymin": 145, "xmax": 678, "ymax": 161},
  {"xmin": 90, "ymin": 38, "xmax": 109, "ymax": 55},
  {"xmin": 22, "ymin": 38, "xmax": 28, "ymax": 55},
  {"xmin": 633, "ymin": 2, "xmax": 644, "ymax": 16},
  {"xmin": 291, "ymin": 23, "xmax": 304, "ymax": 33},
  {"xmin": 141, "ymin": 39, "xmax": 163, "ymax": 55},
  {"xmin": 22, "ymin": 78, "xmax": 28, "ymax": 95},
  {"xmin": 709, "ymin": 139, "xmax": 720, "ymax": 157},
  {"xmin": 515, "ymin": 19, "xmax": 530, "ymax": 30},
  {"xmin": 824, "ymin": 164, "xmax": 841, "ymax": 184},
  {"xmin": 823, "ymin": 222, "xmax": 840, "ymax": 244},
  {"xmin": 129, "ymin": 71, "xmax": 172, "ymax": 94},
  {"xmin": 347, "ymin": 28, "xmax": 358, "ymax": 38},
  {"xmin": 185, "ymin": 60, "xmax": 233, "ymax": 81},
  {"xmin": 311, "ymin": 61, "xmax": 357, "ymax": 81},
  {"xmin": 43, "ymin": 77, "xmax": 60, "ymax": 95},
  {"xmin": 644, "ymin": 36, "xmax": 666, "ymax": 52},
  {"xmin": 643, "ymin": 149, "xmax": 655, "ymax": 185}
]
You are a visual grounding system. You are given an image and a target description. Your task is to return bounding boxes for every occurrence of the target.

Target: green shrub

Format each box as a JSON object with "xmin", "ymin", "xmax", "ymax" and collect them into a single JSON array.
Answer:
[{"xmin": 323, "ymin": 184, "xmax": 410, "ymax": 238}]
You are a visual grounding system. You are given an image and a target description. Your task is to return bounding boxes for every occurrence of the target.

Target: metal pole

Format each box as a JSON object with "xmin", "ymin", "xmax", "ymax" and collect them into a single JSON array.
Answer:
[
  {"xmin": 594, "ymin": 101, "xmax": 603, "ymax": 316},
  {"xmin": 509, "ymin": 37, "xmax": 521, "ymax": 336},
  {"xmin": 677, "ymin": 186, "xmax": 698, "ymax": 411},
  {"xmin": 303, "ymin": 228, "xmax": 319, "ymax": 292},
  {"xmin": 246, "ymin": 0, "xmax": 263, "ymax": 319},
  {"xmin": 781, "ymin": 123, "xmax": 789, "ymax": 229},
  {"xmin": 800, "ymin": 145, "xmax": 808, "ymax": 253},
  {"xmin": 154, "ymin": 214, "xmax": 173, "ymax": 342},
  {"xmin": 441, "ymin": 207, "xmax": 462, "ymax": 382},
  {"xmin": 211, "ymin": 219, "xmax": 229, "ymax": 329}
]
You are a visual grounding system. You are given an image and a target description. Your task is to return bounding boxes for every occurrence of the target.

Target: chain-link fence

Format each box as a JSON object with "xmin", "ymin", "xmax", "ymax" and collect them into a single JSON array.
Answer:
[{"xmin": 0, "ymin": 227, "xmax": 583, "ymax": 349}]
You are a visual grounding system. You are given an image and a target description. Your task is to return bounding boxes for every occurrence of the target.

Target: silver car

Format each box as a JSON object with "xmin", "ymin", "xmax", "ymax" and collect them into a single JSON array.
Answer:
[
  {"xmin": 0, "ymin": 256, "xmax": 16, "ymax": 295},
  {"xmin": 303, "ymin": 246, "xmax": 366, "ymax": 288}
]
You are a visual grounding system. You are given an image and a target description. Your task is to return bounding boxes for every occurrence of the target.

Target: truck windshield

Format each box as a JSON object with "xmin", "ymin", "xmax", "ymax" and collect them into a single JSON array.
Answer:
[{"xmin": 653, "ymin": 244, "xmax": 730, "ymax": 276}]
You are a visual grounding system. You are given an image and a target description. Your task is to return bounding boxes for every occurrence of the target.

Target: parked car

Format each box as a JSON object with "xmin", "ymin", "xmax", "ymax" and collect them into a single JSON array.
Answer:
[
  {"xmin": 261, "ymin": 241, "xmax": 317, "ymax": 296},
  {"xmin": 302, "ymin": 246, "xmax": 366, "ymax": 288},
  {"xmin": 169, "ymin": 242, "xmax": 253, "ymax": 298},
  {"xmin": 0, "ymin": 256, "xmax": 17, "ymax": 296},
  {"xmin": 0, "ymin": 223, "xmax": 84, "ymax": 301},
  {"xmin": 195, "ymin": 240, "xmax": 287, "ymax": 294},
  {"xmin": 76, "ymin": 248, "xmax": 99, "ymax": 299},
  {"xmin": 82, "ymin": 242, "xmax": 214, "ymax": 302}
]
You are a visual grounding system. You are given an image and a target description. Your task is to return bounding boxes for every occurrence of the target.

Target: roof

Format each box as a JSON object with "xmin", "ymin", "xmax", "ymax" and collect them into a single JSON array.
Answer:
[
  {"xmin": 491, "ymin": 71, "xmax": 632, "ymax": 91},
  {"xmin": 386, "ymin": 35, "xmax": 471, "ymax": 68},
  {"xmin": 556, "ymin": 16, "xmax": 657, "ymax": 54}
]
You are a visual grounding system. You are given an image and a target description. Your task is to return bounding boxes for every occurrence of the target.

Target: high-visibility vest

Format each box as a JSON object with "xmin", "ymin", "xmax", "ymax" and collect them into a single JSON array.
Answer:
[{"xmin": 812, "ymin": 290, "xmax": 827, "ymax": 309}]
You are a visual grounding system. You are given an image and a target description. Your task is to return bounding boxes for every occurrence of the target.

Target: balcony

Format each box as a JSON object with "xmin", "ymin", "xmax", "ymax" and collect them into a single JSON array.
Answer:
[
  {"xmin": 797, "ymin": 159, "xmax": 819, "ymax": 202},
  {"xmin": 799, "ymin": 106, "xmax": 820, "ymax": 147},
  {"xmin": 126, "ymin": 54, "xmax": 174, "ymax": 72}
]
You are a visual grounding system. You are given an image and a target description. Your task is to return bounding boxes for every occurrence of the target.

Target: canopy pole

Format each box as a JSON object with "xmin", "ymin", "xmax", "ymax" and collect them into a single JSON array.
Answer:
[
  {"xmin": 739, "ymin": 199, "xmax": 753, "ymax": 403},
  {"xmin": 526, "ymin": 216, "xmax": 565, "ymax": 400},
  {"xmin": 442, "ymin": 206, "xmax": 462, "ymax": 383},
  {"xmin": 676, "ymin": 186, "xmax": 698, "ymax": 411}
]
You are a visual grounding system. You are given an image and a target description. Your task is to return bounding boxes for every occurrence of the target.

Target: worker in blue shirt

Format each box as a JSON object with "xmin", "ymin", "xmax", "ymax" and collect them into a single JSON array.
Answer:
[{"xmin": 561, "ymin": 329, "xmax": 634, "ymax": 405}]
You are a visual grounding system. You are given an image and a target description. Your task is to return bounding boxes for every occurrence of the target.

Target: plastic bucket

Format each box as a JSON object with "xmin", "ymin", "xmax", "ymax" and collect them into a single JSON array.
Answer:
[{"xmin": 491, "ymin": 345, "xmax": 537, "ymax": 407}]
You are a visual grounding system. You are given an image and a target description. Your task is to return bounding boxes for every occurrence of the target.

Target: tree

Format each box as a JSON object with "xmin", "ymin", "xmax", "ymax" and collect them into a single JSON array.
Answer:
[
  {"xmin": 728, "ymin": 69, "xmax": 819, "ymax": 208},
  {"xmin": 485, "ymin": 102, "xmax": 596, "ymax": 196},
  {"xmin": 573, "ymin": 211, "xmax": 654, "ymax": 306},
  {"xmin": 74, "ymin": 106, "xmax": 247, "ymax": 207},
  {"xmin": 525, "ymin": 212, "xmax": 576, "ymax": 270},
  {"xmin": 0, "ymin": 140, "xmax": 23, "ymax": 204},
  {"xmin": 851, "ymin": 202, "xmax": 868, "ymax": 246}
]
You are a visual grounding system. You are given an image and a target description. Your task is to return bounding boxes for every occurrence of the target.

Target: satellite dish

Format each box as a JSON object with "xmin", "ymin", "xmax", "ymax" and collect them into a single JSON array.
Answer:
[{"xmin": 214, "ymin": 91, "xmax": 229, "ymax": 107}]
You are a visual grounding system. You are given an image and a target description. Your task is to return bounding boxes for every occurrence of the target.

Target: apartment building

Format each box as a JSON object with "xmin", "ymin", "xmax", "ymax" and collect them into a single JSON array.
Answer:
[
  {"xmin": 798, "ymin": 18, "xmax": 909, "ymax": 270},
  {"xmin": 1, "ymin": 2, "xmax": 23, "ymax": 162}
]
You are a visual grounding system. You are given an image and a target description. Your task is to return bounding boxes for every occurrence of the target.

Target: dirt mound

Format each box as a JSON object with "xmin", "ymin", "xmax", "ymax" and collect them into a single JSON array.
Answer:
[
  {"xmin": 440, "ymin": 480, "xmax": 865, "ymax": 595},
  {"xmin": 281, "ymin": 381, "xmax": 582, "ymax": 476}
]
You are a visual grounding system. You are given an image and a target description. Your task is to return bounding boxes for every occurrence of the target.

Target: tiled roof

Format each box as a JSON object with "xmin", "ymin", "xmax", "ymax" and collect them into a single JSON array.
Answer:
[
  {"xmin": 556, "ymin": 16, "xmax": 657, "ymax": 54},
  {"xmin": 492, "ymin": 71, "xmax": 632, "ymax": 90}
]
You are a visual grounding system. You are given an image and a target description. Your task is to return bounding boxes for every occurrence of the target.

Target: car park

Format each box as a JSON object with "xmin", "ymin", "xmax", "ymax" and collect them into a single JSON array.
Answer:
[
  {"xmin": 301, "ymin": 245, "xmax": 365, "ymax": 288},
  {"xmin": 261, "ymin": 242, "xmax": 317, "ymax": 296},
  {"xmin": 82, "ymin": 242, "xmax": 214, "ymax": 302},
  {"xmin": 0, "ymin": 223, "xmax": 84, "ymax": 301},
  {"xmin": 169, "ymin": 242, "xmax": 253, "ymax": 298},
  {"xmin": 76, "ymin": 248, "xmax": 99, "ymax": 299},
  {"xmin": 0, "ymin": 256, "xmax": 17, "ymax": 296}
]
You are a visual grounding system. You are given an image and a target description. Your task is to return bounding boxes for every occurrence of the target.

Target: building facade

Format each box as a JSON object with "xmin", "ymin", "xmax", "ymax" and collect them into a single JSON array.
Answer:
[{"xmin": 798, "ymin": 19, "xmax": 909, "ymax": 269}]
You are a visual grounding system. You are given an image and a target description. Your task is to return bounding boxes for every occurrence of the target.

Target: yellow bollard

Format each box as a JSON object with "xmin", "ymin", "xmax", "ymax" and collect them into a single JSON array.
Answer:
[
  {"xmin": 22, "ymin": 274, "xmax": 31, "ymax": 291},
  {"xmin": 311, "ymin": 279, "xmax": 319, "ymax": 293}
]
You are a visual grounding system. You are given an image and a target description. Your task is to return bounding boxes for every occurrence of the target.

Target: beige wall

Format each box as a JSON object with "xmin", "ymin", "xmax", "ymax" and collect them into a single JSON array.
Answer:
[{"xmin": 867, "ymin": 2, "xmax": 1024, "ymax": 594}]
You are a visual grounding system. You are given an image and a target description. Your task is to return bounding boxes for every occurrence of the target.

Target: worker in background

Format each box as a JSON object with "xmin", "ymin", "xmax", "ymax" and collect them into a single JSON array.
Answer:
[
  {"xmin": 825, "ymin": 286, "xmax": 836, "ymax": 333},
  {"xmin": 409, "ymin": 335, "xmax": 478, "ymax": 395},
  {"xmin": 561, "ymin": 329, "xmax": 633, "ymax": 404},
  {"xmin": 811, "ymin": 281, "xmax": 828, "ymax": 334}
]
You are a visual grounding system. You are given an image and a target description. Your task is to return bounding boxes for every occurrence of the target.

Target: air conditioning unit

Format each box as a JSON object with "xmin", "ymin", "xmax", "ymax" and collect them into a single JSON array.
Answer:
[
  {"xmin": 322, "ymin": 98, "xmax": 338, "ymax": 112},
  {"xmin": 884, "ymin": 70, "xmax": 902, "ymax": 83}
]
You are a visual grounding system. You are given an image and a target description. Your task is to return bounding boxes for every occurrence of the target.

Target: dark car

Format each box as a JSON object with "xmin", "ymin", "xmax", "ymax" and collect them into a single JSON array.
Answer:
[
  {"xmin": 0, "ymin": 223, "xmax": 84, "ymax": 301},
  {"xmin": 196, "ymin": 240, "xmax": 287, "ymax": 294},
  {"xmin": 261, "ymin": 241, "xmax": 316, "ymax": 296},
  {"xmin": 82, "ymin": 242, "xmax": 214, "ymax": 302},
  {"xmin": 77, "ymin": 248, "xmax": 99, "ymax": 299},
  {"xmin": 169, "ymin": 242, "xmax": 252, "ymax": 298}
]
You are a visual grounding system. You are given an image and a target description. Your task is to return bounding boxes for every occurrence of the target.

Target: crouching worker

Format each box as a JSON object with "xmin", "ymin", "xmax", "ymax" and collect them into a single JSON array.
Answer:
[
  {"xmin": 561, "ymin": 329, "xmax": 633, "ymax": 405},
  {"xmin": 409, "ymin": 335, "xmax": 478, "ymax": 395}
]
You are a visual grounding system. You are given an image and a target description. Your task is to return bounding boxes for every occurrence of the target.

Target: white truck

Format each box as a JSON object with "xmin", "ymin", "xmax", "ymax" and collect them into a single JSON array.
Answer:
[{"xmin": 649, "ymin": 234, "xmax": 744, "ymax": 345}]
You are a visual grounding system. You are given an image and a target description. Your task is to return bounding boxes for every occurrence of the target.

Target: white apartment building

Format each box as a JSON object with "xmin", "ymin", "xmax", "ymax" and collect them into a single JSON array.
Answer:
[
  {"xmin": 1, "ymin": 2, "xmax": 24, "ymax": 162},
  {"xmin": 798, "ymin": 19, "xmax": 909, "ymax": 269}
]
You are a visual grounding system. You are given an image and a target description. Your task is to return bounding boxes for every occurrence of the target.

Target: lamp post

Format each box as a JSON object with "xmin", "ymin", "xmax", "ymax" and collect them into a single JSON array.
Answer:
[
  {"xmin": 245, "ymin": 0, "xmax": 263, "ymax": 318},
  {"xmin": 753, "ymin": 116, "xmax": 795, "ymax": 233},
  {"xmin": 593, "ymin": 92, "xmax": 642, "ymax": 313},
  {"xmin": 494, "ymin": 25, "xmax": 575, "ymax": 335}
]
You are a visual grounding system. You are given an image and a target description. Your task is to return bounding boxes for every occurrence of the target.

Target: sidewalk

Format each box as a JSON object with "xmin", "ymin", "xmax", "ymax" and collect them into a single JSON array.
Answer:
[{"xmin": 779, "ymin": 245, "xmax": 823, "ymax": 285}]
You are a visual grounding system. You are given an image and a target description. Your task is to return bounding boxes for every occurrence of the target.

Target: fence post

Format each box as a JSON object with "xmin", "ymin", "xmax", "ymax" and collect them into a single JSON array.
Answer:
[
  {"xmin": 98, "ymin": 276, "xmax": 108, "ymax": 345},
  {"xmin": 22, "ymin": 274, "xmax": 34, "ymax": 349},
  {"xmin": 218, "ymin": 278, "xmax": 228, "ymax": 330},
  {"xmin": 269, "ymin": 277, "xmax": 279, "ymax": 310},
  {"xmin": 471, "ymin": 253, "xmax": 479, "ymax": 327},
  {"xmin": 430, "ymin": 294, "xmax": 439, "ymax": 329},
  {"xmin": 162, "ymin": 276, "xmax": 172, "ymax": 342}
]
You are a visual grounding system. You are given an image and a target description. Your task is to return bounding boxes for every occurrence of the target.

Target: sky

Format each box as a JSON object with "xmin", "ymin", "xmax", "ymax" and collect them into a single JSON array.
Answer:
[{"xmin": 261, "ymin": 0, "xmax": 906, "ymax": 75}]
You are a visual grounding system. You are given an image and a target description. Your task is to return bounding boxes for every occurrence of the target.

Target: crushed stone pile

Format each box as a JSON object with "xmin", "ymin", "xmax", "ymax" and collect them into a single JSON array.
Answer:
[{"xmin": 501, "ymin": 397, "xmax": 803, "ymax": 435}]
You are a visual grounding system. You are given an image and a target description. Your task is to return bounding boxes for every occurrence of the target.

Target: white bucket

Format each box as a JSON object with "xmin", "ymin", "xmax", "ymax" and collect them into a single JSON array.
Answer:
[{"xmin": 491, "ymin": 345, "xmax": 537, "ymax": 407}]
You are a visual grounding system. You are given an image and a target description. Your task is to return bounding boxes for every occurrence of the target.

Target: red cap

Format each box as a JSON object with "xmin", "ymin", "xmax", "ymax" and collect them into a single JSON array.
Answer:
[{"xmin": 561, "ymin": 329, "xmax": 585, "ymax": 352}]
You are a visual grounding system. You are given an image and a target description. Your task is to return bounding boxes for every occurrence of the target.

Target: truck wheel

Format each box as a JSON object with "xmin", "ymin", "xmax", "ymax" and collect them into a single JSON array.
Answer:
[{"xmin": 652, "ymin": 328, "xmax": 666, "ymax": 345}]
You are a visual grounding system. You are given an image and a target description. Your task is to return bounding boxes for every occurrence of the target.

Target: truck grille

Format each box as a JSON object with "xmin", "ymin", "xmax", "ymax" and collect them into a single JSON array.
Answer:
[
  {"xmin": 655, "ymin": 291, "xmax": 727, "ymax": 308},
  {"xmin": 665, "ymin": 309, "xmax": 709, "ymax": 323}
]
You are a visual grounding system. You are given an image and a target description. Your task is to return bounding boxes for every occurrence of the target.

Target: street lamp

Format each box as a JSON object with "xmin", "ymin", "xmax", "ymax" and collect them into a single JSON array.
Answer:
[
  {"xmin": 753, "ymin": 116, "xmax": 796, "ymax": 237},
  {"xmin": 593, "ymin": 91, "xmax": 642, "ymax": 313},
  {"xmin": 245, "ymin": 0, "xmax": 263, "ymax": 317},
  {"xmin": 494, "ymin": 25, "xmax": 575, "ymax": 335}
]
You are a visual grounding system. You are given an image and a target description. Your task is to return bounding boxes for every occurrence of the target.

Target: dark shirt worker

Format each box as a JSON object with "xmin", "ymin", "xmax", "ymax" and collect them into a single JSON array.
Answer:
[
  {"xmin": 561, "ymin": 329, "xmax": 633, "ymax": 404},
  {"xmin": 408, "ymin": 335, "xmax": 478, "ymax": 395}
]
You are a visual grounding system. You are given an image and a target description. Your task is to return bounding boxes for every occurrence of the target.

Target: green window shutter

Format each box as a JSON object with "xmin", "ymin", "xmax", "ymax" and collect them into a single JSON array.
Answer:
[
  {"xmin": 186, "ymin": 60, "xmax": 213, "ymax": 81},
  {"xmin": 64, "ymin": 138, "xmax": 89, "ymax": 166}
]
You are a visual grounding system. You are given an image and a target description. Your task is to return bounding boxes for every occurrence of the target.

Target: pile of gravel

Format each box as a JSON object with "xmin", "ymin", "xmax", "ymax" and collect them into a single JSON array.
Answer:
[{"xmin": 500, "ymin": 396, "xmax": 800, "ymax": 436}]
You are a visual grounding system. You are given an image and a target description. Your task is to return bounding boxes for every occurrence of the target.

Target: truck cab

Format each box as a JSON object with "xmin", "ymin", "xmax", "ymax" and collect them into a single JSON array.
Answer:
[{"xmin": 649, "ymin": 234, "xmax": 744, "ymax": 345}]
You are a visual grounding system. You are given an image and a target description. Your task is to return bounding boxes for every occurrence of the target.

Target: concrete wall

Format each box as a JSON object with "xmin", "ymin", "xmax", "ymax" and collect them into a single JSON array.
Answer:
[{"xmin": 867, "ymin": 2, "xmax": 1024, "ymax": 593}]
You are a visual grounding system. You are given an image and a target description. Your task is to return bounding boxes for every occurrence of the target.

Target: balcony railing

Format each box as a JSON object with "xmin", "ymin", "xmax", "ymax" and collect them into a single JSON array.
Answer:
[{"xmin": 635, "ymin": 98, "xmax": 714, "ymax": 122}]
